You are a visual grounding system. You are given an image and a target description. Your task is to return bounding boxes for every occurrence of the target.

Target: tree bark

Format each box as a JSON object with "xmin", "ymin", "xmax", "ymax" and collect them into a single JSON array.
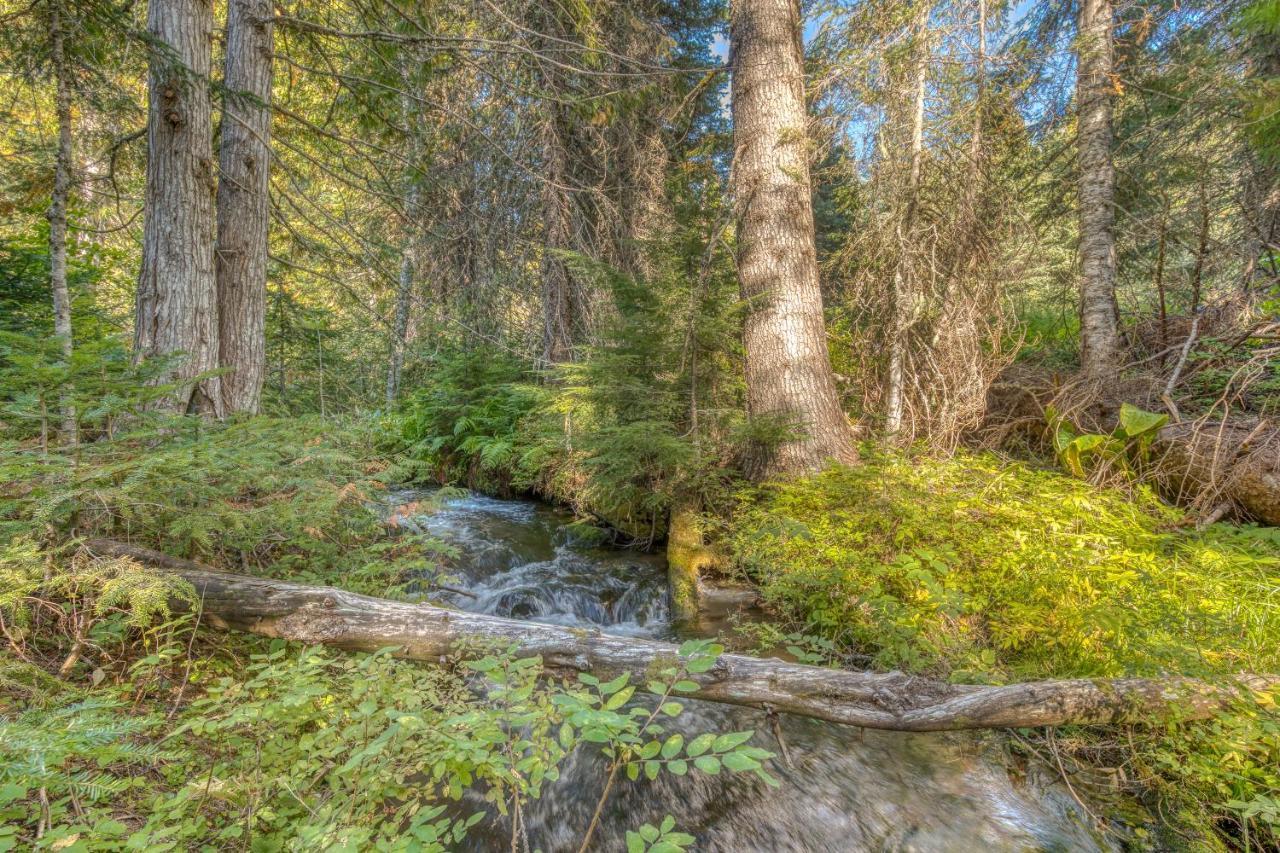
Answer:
[
  {"xmin": 48, "ymin": 0, "xmax": 76, "ymax": 445},
  {"xmin": 1075, "ymin": 0, "xmax": 1124, "ymax": 377},
  {"xmin": 135, "ymin": 0, "xmax": 222, "ymax": 416},
  {"xmin": 885, "ymin": 1, "xmax": 932, "ymax": 439},
  {"xmin": 386, "ymin": 75, "xmax": 422, "ymax": 405},
  {"xmin": 86, "ymin": 538, "xmax": 1277, "ymax": 733},
  {"xmin": 386, "ymin": 242, "xmax": 415, "ymax": 403},
  {"xmin": 215, "ymin": 0, "xmax": 274, "ymax": 416},
  {"xmin": 732, "ymin": 0, "xmax": 856, "ymax": 478},
  {"xmin": 541, "ymin": 114, "xmax": 574, "ymax": 367}
]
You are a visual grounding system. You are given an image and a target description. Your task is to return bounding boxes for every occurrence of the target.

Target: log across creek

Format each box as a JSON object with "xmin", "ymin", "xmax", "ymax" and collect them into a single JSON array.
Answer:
[{"xmin": 88, "ymin": 539, "xmax": 1277, "ymax": 733}]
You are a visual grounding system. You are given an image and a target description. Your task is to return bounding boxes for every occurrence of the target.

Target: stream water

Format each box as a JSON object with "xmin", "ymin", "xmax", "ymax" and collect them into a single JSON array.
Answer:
[{"xmin": 392, "ymin": 489, "xmax": 1111, "ymax": 852}]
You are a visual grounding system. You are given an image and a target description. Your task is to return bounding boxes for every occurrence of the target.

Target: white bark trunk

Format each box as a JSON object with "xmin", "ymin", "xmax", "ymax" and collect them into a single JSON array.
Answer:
[
  {"xmin": 48, "ymin": 0, "xmax": 76, "ymax": 444},
  {"xmin": 885, "ymin": 2, "xmax": 932, "ymax": 439},
  {"xmin": 1076, "ymin": 0, "xmax": 1124, "ymax": 376}
]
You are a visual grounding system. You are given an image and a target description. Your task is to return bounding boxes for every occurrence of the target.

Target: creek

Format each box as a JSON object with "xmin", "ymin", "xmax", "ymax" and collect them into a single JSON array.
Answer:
[{"xmin": 392, "ymin": 489, "xmax": 1112, "ymax": 852}]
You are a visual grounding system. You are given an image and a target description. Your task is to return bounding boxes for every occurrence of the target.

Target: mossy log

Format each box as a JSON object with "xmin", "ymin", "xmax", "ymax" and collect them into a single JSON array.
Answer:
[{"xmin": 88, "ymin": 539, "xmax": 1278, "ymax": 733}]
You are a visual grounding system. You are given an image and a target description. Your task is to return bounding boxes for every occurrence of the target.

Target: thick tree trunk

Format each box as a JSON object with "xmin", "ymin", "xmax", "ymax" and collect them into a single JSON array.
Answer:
[
  {"xmin": 87, "ymin": 538, "xmax": 1276, "ymax": 732},
  {"xmin": 732, "ymin": 0, "xmax": 856, "ymax": 478},
  {"xmin": 48, "ymin": 0, "xmax": 76, "ymax": 445},
  {"xmin": 1076, "ymin": 0, "xmax": 1124, "ymax": 377},
  {"xmin": 135, "ymin": 0, "xmax": 222, "ymax": 416},
  {"xmin": 215, "ymin": 0, "xmax": 274, "ymax": 416}
]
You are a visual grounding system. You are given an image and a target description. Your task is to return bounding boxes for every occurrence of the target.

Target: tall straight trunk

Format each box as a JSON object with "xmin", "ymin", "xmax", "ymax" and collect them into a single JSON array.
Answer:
[
  {"xmin": 884, "ymin": 1, "xmax": 931, "ymax": 438},
  {"xmin": 731, "ymin": 0, "xmax": 855, "ymax": 478},
  {"xmin": 541, "ymin": 116, "xmax": 574, "ymax": 366},
  {"xmin": 968, "ymin": 0, "xmax": 985, "ymax": 187},
  {"xmin": 1189, "ymin": 177, "xmax": 1209, "ymax": 313},
  {"xmin": 135, "ymin": 0, "xmax": 221, "ymax": 416},
  {"xmin": 386, "ymin": 77, "xmax": 421, "ymax": 405},
  {"xmin": 1075, "ymin": 0, "xmax": 1123, "ymax": 376},
  {"xmin": 385, "ymin": 240, "xmax": 414, "ymax": 404},
  {"xmin": 48, "ymin": 0, "xmax": 76, "ymax": 444},
  {"xmin": 216, "ymin": 0, "xmax": 273, "ymax": 415}
]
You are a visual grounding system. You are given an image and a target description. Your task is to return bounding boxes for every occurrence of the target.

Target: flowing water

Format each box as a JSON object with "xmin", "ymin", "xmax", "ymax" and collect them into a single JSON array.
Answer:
[{"xmin": 391, "ymin": 489, "xmax": 1111, "ymax": 852}]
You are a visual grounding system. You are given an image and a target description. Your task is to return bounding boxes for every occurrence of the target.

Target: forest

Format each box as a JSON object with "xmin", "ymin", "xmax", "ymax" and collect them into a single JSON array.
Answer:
[{"xmin": 0, "ymin": 0, "xmax": 1278, "ymax": 848}]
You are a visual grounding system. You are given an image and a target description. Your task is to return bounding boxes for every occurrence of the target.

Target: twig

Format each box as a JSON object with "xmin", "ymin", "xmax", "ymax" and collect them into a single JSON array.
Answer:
[
  {"xmin": 765, "ymin": 705, "xmax": 794, "ymax": 769},
  {"xmin": 1161, "ymin": 316, "xmax": 1200, "ymax": 422}
]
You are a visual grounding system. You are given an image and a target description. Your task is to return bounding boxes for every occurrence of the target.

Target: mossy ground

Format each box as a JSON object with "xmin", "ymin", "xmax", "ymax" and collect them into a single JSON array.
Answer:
[{"xmin": 725, "ymin": 448, "xmax": 1280, "ymax": 846}]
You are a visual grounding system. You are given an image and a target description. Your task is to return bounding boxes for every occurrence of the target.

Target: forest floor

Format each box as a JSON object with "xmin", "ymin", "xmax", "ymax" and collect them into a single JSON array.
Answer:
[{"xmin": 1, "ymin": 413, "xmax": 1278, "ymax": 849}]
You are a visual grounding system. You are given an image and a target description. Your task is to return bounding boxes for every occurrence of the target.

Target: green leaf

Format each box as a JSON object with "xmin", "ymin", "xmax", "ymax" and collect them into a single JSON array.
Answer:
[
  {"xmin": 661, "ymin": 734, "xmax": 684, "ymax": 759},
  {"xmin": 722, "ymin": 752, "xmax": 761, "ymax": 772},
  {"xmin": 712, "ymin": 731, "xmax": 753, "ymax": 753},
  {"xmin": 667, "ymin": 759, "xmax": 688, "ymax": 775},
  {"xmin": 685, "ymin": 733, "xmax": 715, "ymax": 756},
  {"xmin": 598, "ymin": 673, "xmax": 629, "ymax": 696},
  {"xmin": 604, "ymin": 685, "xmax": 636, "ymax": 710},
  {"xmin": 693, "ymin": 755, "xmax": 721, "ymax": 775},
  {"xmin": 1118, "ymin": 403, "xmax": 1167, "ymax": 438}
]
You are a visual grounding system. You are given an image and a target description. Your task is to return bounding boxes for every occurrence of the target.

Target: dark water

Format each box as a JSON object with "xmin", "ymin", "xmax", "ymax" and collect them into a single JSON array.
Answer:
[{"xmin": 390, "ymin": 490, "xmax": 1110, "ymax": 852}]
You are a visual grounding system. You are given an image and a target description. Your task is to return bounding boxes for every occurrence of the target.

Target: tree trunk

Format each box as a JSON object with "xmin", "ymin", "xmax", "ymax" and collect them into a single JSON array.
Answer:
[
  {"xmin": 135, "ymin": 0, "xmax": 222, "ymax": 416},
  {"xmin": 1076, "ymin": 0, "xmax": 1123, "ymax": 377},
  {"xmin": 215, "ymin": 0, "xmax": 273, "ymax": 416},
  {"xmin": 732, "ymin": 0, "xmax": 856, "ymax": 478},
  {"xmin": 385, "ymin": 245, "xmax": 414, "ymax": 403},
  {"xmin": 541, "ymin": 115, "xmax": 574, "ymax": 367},
  {"xmin": 885, "ymin": 1, "xmax": 931, "ymax": 439},
  {"xmin": 86, "ymin": 538, "xmax": 1277, "ymax": 733},
  {"xmin": 48, "ymin": 0, "xmax": 76, "ymax": 445}
]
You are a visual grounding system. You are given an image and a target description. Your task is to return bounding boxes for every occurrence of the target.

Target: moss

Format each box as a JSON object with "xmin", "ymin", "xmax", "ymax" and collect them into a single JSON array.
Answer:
[
  {"xmin": 666, "ymin": 501, "xmax": 709, "ymax": 623},
  {"xmin": 727, "ymin": 447, "xmax": 1280, "ymax": 846}
]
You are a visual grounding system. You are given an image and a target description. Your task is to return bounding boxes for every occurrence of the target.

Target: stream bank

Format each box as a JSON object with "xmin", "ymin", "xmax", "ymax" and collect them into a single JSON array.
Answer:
[{"xmin": 394, "ymin": 488, "xmax": 1115, "ymax": 851}]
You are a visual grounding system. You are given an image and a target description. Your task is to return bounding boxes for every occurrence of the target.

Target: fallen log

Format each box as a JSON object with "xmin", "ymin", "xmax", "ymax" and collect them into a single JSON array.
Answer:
[
  {"xmin": 87, "ymin": 538, "xmax": 1277, "ymax": 733},
  {"xmin": 983, "ymin": 366, "xmax": 1280, "ymax": 525}
]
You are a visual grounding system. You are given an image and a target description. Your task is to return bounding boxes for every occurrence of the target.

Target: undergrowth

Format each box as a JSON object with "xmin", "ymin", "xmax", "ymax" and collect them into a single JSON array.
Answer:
[
  {"xmin": 0, "ymin": 413, "xmax": 769, "ymax": 850},
  {"xmin": 727, "ymin": 448, "xmax": 1280, "ymax": 846}
]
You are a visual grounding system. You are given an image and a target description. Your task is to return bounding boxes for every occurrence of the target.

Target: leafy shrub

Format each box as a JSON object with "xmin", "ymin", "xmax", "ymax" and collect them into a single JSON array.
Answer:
[
  {"xmin": 0, "ymin": 638, "xmax": 771, "ymax": 850},
  {"xmin": 395, "ymin": 350, "xmax": 547, "ymax": 492}
]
